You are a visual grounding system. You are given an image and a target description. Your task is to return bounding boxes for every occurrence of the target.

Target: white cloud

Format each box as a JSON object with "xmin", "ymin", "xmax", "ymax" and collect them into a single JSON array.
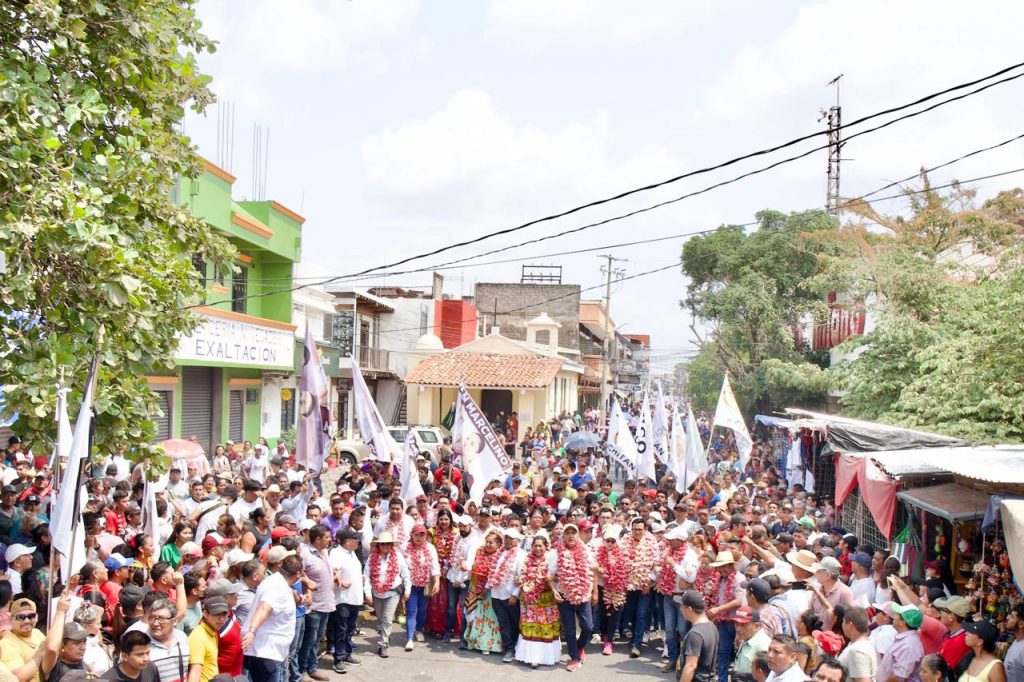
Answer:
[
  {"xmin": 198, "ymin": 0, "xmax": 418, "ymax": 72},
  {"xmin": 487, "ymin": 0, "xmax": 723, "ymax": 46}
]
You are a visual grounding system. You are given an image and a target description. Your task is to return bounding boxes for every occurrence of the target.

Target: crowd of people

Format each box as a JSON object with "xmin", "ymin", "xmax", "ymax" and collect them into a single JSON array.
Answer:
[{"xmin": 0, "ymin": 402, "xmax": 1019, "ymax": 682}]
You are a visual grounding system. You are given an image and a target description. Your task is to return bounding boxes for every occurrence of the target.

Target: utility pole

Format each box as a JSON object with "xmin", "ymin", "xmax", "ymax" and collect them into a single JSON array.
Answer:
[
  {"xmin": 823, "ymin": 74, "xmax": 844, "ymax": 215},
  {"xmin": 598, "ymin": 254, "xmax": 626, "ymax": 419}
]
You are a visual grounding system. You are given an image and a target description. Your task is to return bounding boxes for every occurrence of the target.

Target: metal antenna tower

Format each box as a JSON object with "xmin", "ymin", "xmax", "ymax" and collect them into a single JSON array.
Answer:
[{"xmin": 822, "ymin": 74, "xmax": 844, "ymax": 215}]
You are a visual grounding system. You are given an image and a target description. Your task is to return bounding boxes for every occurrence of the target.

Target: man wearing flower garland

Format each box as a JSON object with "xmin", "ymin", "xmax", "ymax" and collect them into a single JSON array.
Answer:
[
  {"xmin": 552, "ymin": 523, "xmax": 598, "ymax": 672},
  {"xmin": 620, "ymin": 516, "xmax": 661, "ymax": 660},
  {"xmin": 490, "ymin": 527, "xmax": 526, "ymax": 663},
  {"xmin": 660, "ymin": 525, "xmax": 699, "ymax": 673}
]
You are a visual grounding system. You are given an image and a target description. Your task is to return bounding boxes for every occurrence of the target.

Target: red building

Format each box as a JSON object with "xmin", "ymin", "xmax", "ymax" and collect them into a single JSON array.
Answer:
[{"xmin": 434, "ymin": 299, "xmax": 477, "ymax": 349}]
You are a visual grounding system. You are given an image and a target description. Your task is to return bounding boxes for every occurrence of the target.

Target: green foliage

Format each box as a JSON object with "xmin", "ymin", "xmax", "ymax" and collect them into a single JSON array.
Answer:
[
  {"xmin": 0, "ymin": 0, "xmax": 232, "ymax": 459},
  {"xmin": 683, "ymin": 346, "xmax": 721, "ymax": 412},
  {"xmin": 681, "ymin": 209, "xmax": 838, "ymax": 413}
]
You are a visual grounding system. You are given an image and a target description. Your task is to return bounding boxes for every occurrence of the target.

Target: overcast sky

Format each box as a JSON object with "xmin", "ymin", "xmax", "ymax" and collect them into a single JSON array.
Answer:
[{"xmin": 184, "ymin": 0, "xmax": 1024, "ymax": 374}]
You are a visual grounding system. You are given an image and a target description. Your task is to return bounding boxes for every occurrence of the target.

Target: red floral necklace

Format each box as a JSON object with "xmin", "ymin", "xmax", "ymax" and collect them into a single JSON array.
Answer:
[
  {"xmin": 407, "ymin": 542, "xmax": 433, "ymax": 587},
  {"xmin": 432, "ymin": 528, "xmax": 456, "ymax": 568},
  {"xmin": 596, "ymin": 544, "xmax": 629, "ymax": 608},
  {"xmin": 621, "ymin": 533, "xmax": 660, "ymax": 591},
  {"xmin": 486, "ymin": 547, "xmax": 518, "ymax": 590},
  {"xmin": 556, "ymin": 541, "xmax": 593, "ymax": 605},
  {"xmin": 707, "ymin": 567, "xmax": 738, "ymax": 618},
  {"xmin": 657, "ymin": 543, "xmax": 689, "ymax": 595},
  {"xmin": 519, "ymin": 550, "xmax": 550, "ymax": 604},
  {"xmin": 470, "ymin": 548, "xmax": 500, "ymax": 598},
  {"xmin": 369, "ymin": 548, "xmax": 401, "ymax": 594}
]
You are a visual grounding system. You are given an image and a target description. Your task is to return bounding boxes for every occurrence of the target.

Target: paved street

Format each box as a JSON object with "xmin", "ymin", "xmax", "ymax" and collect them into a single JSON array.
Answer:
[{"xmin": 320, "ymin": 629, "xmax": 672, "ymax": 681}]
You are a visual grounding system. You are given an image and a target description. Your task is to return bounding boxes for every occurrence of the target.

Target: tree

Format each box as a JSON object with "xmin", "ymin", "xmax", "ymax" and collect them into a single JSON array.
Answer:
[
  {"xmin": 0, "ymin": 1, "xmax": 232, "ymax": 461},
  {"xmin": 680, "ymin": 209, "xmax": 837, "ymax": 414}
]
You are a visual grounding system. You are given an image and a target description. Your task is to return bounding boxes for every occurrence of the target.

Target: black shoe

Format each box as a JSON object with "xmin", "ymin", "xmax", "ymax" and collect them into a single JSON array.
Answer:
[
  {"xmin": 341, "ymin": 658, "xmax": 361, "ymax": 667},
  {"xmin": 378, "ymin": 647, "xmax": 389, "ymax": 659},
  {"xmin": 331, "ymin": 663, "xmax": 347, "ymax": 674}
]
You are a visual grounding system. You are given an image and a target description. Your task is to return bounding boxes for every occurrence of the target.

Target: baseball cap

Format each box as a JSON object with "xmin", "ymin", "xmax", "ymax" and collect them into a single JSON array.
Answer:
[
  {"xmin": 892, "ymin": 603, "xmax": 923, "ymax": 629},
  {"xmin": 871, "ymin": 601, "xmax": 895, "ymax": 619},
  {"xmin": 814, "ymin": 556, "xmax": 842, "ymax": 575},
  {"xmin": 180, "ymin": 542, "xmax": 202, "ymax": 558},
  {"xmin": 206, "ymin": 578, "xmax": 244, "ymax": 597},
  {"xmin": 412, "ymin": 523, "xmax": 427, "ymax": 535},
  {"xmin": 63, "ymin": 622, "xmax": 88, "ymax": 642},
  {"xmin": 733, "ymin": 606, "xmax": 759, "ymax": 624},
  {"xmin": 266, "ymin": 546, "xmax": 295, "ymax": 563},
  {"xmin": 201, "ymin": 534, "xmax": 230, "ymax": 552},
  {"xmin": 4, "ymin": 544, "xmax": 34, "ymax": 563},
  {"xmin": 850, "ymin": 552, "xmax": 873, "ymax": 570},
  {"xmin": 681, "ymin": 590, "xmax": 706, "ymax": 611},
  {"xmin": 270, "ymin": 526, "xmax": 294, "ymax": 540},
  {"xmin": 24, "ymin": 494, "xmax": 40, "ymax": 505},
  {"xmin": 103, "ymin": 553, "xmax": 133, "ymax": 572},
  {"xmin": 203, "ymin": 597, "xmax": 230, "ymax": 615},
  {"xmin": 10, "ymin": 597, "xmax": 35, "ymax": 614},
  {"xmin": 277, "ymin": 514, "xmax": 298, "ymax": 526},
  {"xmin": 934, "ymin": 596, "xmax": 971, "ymax": 618},
  {"xmin": 964, "ymin": 620, "xmax": 998, "ymax": 647},
  {"xmin": 298, "ymin": 519, "xmax": 316, "ymax": 531},
  {"xmin": 742, "ymin": 578, "xmax": 772, "ymax": 604},
  {"xmin": 813, "ymin": 630, "xmax": 844, "ymax": 656},
  {"xmin": 225, "ymin": 549, "xmax": 254, "ymax": 567}
]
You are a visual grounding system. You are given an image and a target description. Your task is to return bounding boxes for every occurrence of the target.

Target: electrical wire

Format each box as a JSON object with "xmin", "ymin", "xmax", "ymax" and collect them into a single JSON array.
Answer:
[{"xmin": 192, "ymin": 62, "xmax": 1024, "ymax": 306}]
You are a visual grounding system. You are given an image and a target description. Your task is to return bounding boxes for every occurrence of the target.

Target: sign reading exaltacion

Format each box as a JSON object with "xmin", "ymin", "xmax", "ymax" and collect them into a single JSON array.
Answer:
[{"xmin": 177, "ymin": 314, "xmax": 294, "ymax": 369}]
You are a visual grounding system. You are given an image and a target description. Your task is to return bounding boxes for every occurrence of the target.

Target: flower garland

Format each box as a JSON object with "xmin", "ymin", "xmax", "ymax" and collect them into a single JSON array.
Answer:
[
  {"xmin": 596, "ymin": 544, "xmax": 629, "ymax": 608},
  {"xmin": 621, "ymin": 533, "xmax": 660, "ymax": 591},
  {"xmin": 519, "ymin": 551, "xmax": 551, "ymax": 604},
  {"xmin": 556, "ymin": 541, "xmax": 593, "ymax": 605},
  {"xmin": 657, "ymin": 543, "xmax": 690, "ymax": 595},
  {"xmin": 385, "ymin": 517, "xmax": 409, "ymax": 548},
  {"xmin": 469, "ymin": 547, "xmax": 500, "ymax": 599},
  {"xmin": 432, "ymin": 528, "xmax": 456, "ymax": 570},
  {"xmin": 407, "ymin": 542, "xmax": 434, "ymax": 587},
  {"xmin": 706, "ymin": 565, "xmax": 739, "ymax": 621},
  {"xmin": 486, "ymin": 547, "xmax": 519, "ymax": 590},
  {"xmin": 369, "ymin": 548, "xmax": 401, "ymax": 595}
]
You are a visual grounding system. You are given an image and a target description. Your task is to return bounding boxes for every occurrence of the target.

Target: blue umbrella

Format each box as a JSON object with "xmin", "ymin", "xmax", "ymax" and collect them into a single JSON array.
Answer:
[{"xmin": 564, "ymin": 431, "xmax": 600, "ymax": 451}]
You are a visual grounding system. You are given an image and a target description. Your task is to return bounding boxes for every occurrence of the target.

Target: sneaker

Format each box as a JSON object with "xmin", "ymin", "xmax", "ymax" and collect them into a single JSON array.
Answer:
[
  {"xmin": 415, "ymin": 631, "xmax": 425, "ymax": 643},
  {"xmin": 331, "ymin": 663, "xmax": 348, "ymax": 675},
  {"xmin": 397, "ymin": 615, "xmax": 406, "ymax": 625},
  {"xmin": 405, "ymin": 641, "xmax": 414, "ymax": 652},
  {"xmin": 378, "ymin": 647, "xmax": 389, "ymax": 659},
  {"xmin": 341, "ymin": 657, "xmax": 361, "ymax": 667},
  {"xmin": 458, "ymin": 642, "xmax": 469, "ymax": 651},
  {"xmin": 630, "ymin": 647, "xmax": 640, "ymax": 659},
  {"xmin": 502, "ymin": 651, "xmax": 514, "ymax": 663},
  {"xmin": 580, "ymin": 651, "xmax": 586, "ymax": 665},
  {"xmin": 441, "ymin": 633, "xmax": 452, "ymax": 643},
  {"xmin": 567, "ymin": 661, "xmax": 581, "ymax": 672},
  {"xmin": 308, "ymin": 672, "xmax": 329, "ymax": 682},
  {"xmin": 602, "ymin": 642, "xmax": 613, "ymax": 656},
  {"xmin": 661, "ymin": 662, "xmax": 677, "ymax": 674}
]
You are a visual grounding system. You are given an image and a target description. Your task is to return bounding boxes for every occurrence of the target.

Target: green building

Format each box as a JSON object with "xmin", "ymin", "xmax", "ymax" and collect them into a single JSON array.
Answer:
[{"xmin": 148, "ymin": 157, "xmax": 305, "ymax": 452}]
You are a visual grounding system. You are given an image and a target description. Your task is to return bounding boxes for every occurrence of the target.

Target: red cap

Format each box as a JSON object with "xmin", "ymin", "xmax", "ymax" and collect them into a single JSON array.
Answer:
[
  {"xmin": 732, "ymin": 606, "xmax": 756, "ymax": 624},
  {"xmin": 201, "ymin": 533, "xmax": 230, "ymax": 552},
  {"xmin": 271, "ymin": 526, "xmax": 294, "ymax": 540},
  {"xmin": 412, "ymin": 523, "xmax": 427, "ymax": 535},
  {"xmin": 577, "ymin": 519, "xmax": 594, "ymax": 532},
  {"xmin": 812, "ymin": 630, "xmax": 844, "ymax": 656},
  {"xmin": 642, "ymin": 489, "xmax": 658, "ymax": 499}
]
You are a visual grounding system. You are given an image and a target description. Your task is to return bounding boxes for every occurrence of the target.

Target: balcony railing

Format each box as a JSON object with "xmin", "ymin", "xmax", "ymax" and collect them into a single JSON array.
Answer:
[{"xmin": 357, "ymin": 345, "xmax": 390, "ymax": 371}]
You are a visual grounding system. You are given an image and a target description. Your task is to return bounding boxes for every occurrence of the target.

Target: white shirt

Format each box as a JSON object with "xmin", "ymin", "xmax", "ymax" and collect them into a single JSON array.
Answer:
[
  {"xmin": 248, "ymin": 570, "xmax": 297, "ymax": 662},
  {"xmin": 230, "ymin": 496, "xmax": 263, "ymax": 525},
  {"xmin": 6, "ymin": 569, "xmax": 21, "ymax": 595},
  {"xmin": 362, "ymin": 550, "xmax": 411, "ymax": 598},
  {"xmin": 193, "ymin": 499, "xmax": 227, "ymax": 542},
  {"xmin": 83, "ymin": 635, "xmax": 112, "ymax": 675},
  {"xmin": 246, "ymin": 455, "xmax": 270, "ymax": 483},
  {"xmin": 850, "ymin": 575, "xmax": 876, "ymax": 606},
  {"xmin": 446, "ymin": 534, "xmax": 472, "ymax": 586},
  {"xmin": 869, "ymin": 624, "xmax": 897, "ymax": 661},
  {"xmin": 766, "ymin": 663, "xmax": 810, "ymax": 682},
  {"xmin": 490, "ymin": 547, "xmax": 525, "ymax": 600},
  {"xmin": 674, "ymin": 545, "xmax": 700, "ymax": 585},
  {"xmin": 328, "ymin": 547, "xmax": 364, "ymax": 606}
]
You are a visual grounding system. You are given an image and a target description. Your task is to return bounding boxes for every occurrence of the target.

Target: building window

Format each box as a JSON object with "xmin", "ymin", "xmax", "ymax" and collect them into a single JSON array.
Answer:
[
  {"xmin": 323, "ymin": 312, "xmax": 334, "ymax": 342},
  {"xmin": 232, "ymin": 266, "xmax": 248, "ymax": 313},
  {"xmin": 419, "ymin": 305, "xmax": 428, "ymax": 336},
  {"xmin": 281, "ymin": 392, "xmax": 295, "ymax": 432},
  {"xmin": 191, "ymin": 253, "xmax": 206, "ymax": 287}
]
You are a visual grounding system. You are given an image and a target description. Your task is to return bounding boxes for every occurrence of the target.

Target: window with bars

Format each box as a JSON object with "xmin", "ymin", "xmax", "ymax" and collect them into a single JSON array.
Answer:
[
  {"xmin": 232, "ymin": 267, "xmax": 248, "ymax": 313},
  {"xmin": 191, "ymin": 253, "xmax": 206, "ymax": 286}
]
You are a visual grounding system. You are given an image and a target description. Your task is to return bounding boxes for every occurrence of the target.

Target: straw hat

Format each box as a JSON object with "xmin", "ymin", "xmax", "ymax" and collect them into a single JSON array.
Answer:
[
  {"xmin": 710, "ymin": 550, "xmax": 736, "ymax": 567},
  {"xmin": 786, "ymin": 549, "xmax": 818, "ymax": 574},
  {"xmin": 374, "ymin": 531, "xmax": 395, "ymax": 544}
]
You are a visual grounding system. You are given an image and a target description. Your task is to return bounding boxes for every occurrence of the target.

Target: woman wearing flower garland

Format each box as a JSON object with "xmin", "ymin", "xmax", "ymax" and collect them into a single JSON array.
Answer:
[
  {"xmin": 515, "ymin": 532, "xmax": 561, "ymax": 668},
  {"xmin": 553, "ymin": 523, "xmax": 598, "ymax": 672},
  {"xmin": 403, "ymin": 523, "xmax": 440, "ymax": 652},
  {"xmin": 595, "ymin": 525, "xmax": 629, "ymax": 656},
  {"xmin": 461, "ymin": 529, "xmax": 504, "ymax": 654},
  {"xmin": 362, "ymin": 531, "xmax": 411, "ymax": 658},
  {"xmin": 425, "ymin": 509, "xmax": 457, "ymax": 637}
]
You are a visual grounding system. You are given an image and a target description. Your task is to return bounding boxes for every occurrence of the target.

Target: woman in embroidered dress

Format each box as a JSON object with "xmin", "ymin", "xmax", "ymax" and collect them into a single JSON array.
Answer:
[
  {"xmin": 515, "ymin": 533, "xmax": 561, "ymax": 668},
  {"xmin": 403, "ymin": 523, "xmax": 440, "ymax": 651},
  {"xmin": 426, "ymin": 510, "xmax": 457, "ymax": 637},
  {"xmin": 461, "ymin": 530, "xmax": 503, "ymax": 654},
  {"xmin": 595, "ymin": 526, "xmax": 629, "ymax": 656}
]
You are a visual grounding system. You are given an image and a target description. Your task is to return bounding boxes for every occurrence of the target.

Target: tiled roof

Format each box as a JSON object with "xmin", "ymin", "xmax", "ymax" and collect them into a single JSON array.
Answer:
[{"xmin": 405, "ymin": 352, "xmax": 565, "ymax": 389}]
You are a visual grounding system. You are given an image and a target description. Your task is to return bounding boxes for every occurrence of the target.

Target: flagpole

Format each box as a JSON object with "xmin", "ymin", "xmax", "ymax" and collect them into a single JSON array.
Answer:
[{"xmin": 45, "ymin": 376, "xmax": 65, "ymax": 620}]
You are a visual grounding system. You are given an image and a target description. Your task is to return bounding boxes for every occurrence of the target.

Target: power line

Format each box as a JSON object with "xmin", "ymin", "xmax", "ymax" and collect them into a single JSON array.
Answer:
[{"xmin": 192, "ymin": 62, "xmax": 1024, "ymax": 307}]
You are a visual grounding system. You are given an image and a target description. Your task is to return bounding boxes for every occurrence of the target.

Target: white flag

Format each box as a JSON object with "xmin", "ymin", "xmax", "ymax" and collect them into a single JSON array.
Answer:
[
  {"xmin": 712, "ymin": 375, "xmax": 753, "ymax": 471},
  {"xmin": 295, "ymin": 326, "xmax": 331, "ymax": 474},
  {"xmin": 141, "ymin": 465, "xmax": 161, "ymax": 543},
  {"xmin": 633, "ymin": 393, "xmax": 657, "ymax": 482},
  {"xmin": 451, "ymin": 387, "xmax": 512, "ymax": 503},
  {"xmin": 670, "ymin": 409, "xmax": 690, "ymax": 494},
  {"xmin": 607, "ymin": 400, "xmax": 638, "ymax": 477},
  {"xmin": 400, "ymin": 430, "xmax": 425, "ymax": 503},
  {"xmin": 652, "ymin": 383, "xmax": 670, "ymax": 467},
  {"xmin": 685, "ymin": 406, "xmax": 707, "ymax": 489},
  {"xmin": 48, "ymin": 387, "xmax": 72, "ymax": 472},
  {"xmin": 51, "ymin": 354, "xmax": 98, "ymax": 583},
  {"xmin": 350, "ymin": 359, "xmax": 402, "ymax": 462}
]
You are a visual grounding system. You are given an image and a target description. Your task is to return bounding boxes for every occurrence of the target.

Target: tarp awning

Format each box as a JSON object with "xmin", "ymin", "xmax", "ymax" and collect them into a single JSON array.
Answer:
[
  {"xmin": 897, "ymin": 483, "xmax": 988, "ymax": 522},
  {"xmin": 784, "ymin": 408, "xmax": 969, "ymax": 453},
  {"xmin": 755, "ymin": 414, "xmax": 795, "ymax": 429}
]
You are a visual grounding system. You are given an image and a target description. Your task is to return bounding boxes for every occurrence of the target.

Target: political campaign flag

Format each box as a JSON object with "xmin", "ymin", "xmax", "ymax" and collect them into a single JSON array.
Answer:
[
  {"xmin": 451, "ymin": 386, "xmax": 512, "ymax": 503},
  {"xmin": 712, "ymin": 374, "xmax": 753, "ymax": 471},
  {"xmin": 351, "ymin": 358, "xmax": 402, "ymax": 462},
  {"xmin": 295, "ymin": 326, "xmax": 331, "ymax": 473}
]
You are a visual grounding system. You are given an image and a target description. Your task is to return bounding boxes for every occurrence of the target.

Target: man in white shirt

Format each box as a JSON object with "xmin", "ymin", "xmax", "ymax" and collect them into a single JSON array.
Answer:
[
  {"xmin": 244, "ymin": 448, "xmax": 270, "ymax": 485},
  {"xmin": 241, "ymin": 555, "xmax": 300, "ymax": 682},
  {"xmin": 329, "ymin": 528, "xmax": 364, "ymax": 672},
  {"xmin": 362, "ymin": 531, "xmax": 411, "ymax": 658},
  {"xmin": 443, "ymin": 516, "xmax": 475, "ymax": 643},
  {"xmin": 869, "ymin": 602, "xmax": 897, "ymax": 664},
  {"xmin": 765, "ymin": 634, "xmax": 810, "ymax": 682},
  {"xmin": 838, "ymin": 607, "xmax": 877, "ymax": 682},
  {"xmin": 230, "ymin": 481, "xmax": 264, "ymax": 524},
  {"xmin": 490, "ymin": 528, "xmax": 526, "ymax": 663},
  {"xmin": 849, "ymin": 553, "xmax": 876, "ymax": 606}
]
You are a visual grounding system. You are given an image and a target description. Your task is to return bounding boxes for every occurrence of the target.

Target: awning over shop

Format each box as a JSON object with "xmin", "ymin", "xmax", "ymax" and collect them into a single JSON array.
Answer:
[
  {"xmin": 755, "ymin": 414, "xmax": 795, "ymax": 429},
  {"xmin": 999, "ymin": 500, "xmax": 1024, "ymax": 590},
  {"xmin": 836, "ymin": 453, "xmax": 898, "ymax": 539},
  {"xmin": 784, "ymin": 408, "xmax": 969, "ymax": 453},
  {"xmin": 897, "ymin": 483, "xmax": 988, "ymax": 522}
]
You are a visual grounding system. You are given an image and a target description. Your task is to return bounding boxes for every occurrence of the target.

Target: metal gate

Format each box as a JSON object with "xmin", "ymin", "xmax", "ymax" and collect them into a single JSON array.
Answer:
[
  {"xmin": 181, "ymin": 367, "xmax": 214, "ymax": 454},
  {"xmin": 152, "ymin": 391, "xmax": 172, "ymax": 441},
  {"xmin": 228, "ymin": 390, "xmax": 244, "ymax": 443}
]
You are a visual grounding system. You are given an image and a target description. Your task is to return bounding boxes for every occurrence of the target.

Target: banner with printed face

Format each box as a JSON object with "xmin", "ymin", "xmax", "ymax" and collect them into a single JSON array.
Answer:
[
  {"xmin": 451, "ymin": 386, "xmax": 513, "ymax": 503},
  {"xmin": 351, "ymin": 358, "xmax": 402, "ymax": 462}
]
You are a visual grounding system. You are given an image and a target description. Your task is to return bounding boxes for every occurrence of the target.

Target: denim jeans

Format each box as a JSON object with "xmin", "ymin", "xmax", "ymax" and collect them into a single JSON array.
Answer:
[
  {"xmin": 491, "ymin": 597, "xmax": 520, "ymax": 653},
  {"xmin": 332, "ymin": 603, "xmax": 360, "ymax": 662},
  {"xmin": 600, "ymin": 599, "xmax": 623, "ymax": 642},
  {"xmin": 299, "ymin": 610, "xmax": 330, "ymax": 674},
  {"xmin": 287, "ymin": 616, "xmax": 305, "ymax": 682},
  {"xmin": 406, "ymin": 586, "xmax": 428, "ymax": 640},
  {"xmin": 716, "ymin": 619, "xmax": 737, "ymax": 682},
  {"xmin": 244, "ymin": 656, "xmax": 281, "ymax": 682},
  {"xmin": 557, "ymin": 601, "xmax": 594, "ymax": 663},
  {"xmin": 625, "ymin": 590, "xmax": 653, "ymax": 648},
  {"xmin": 445, "ymin": 582, "xmax": 466, "ymax": 641},
  {"xmin": 662, "ymin": 595, "xmax": 688, "ymax": 666}
]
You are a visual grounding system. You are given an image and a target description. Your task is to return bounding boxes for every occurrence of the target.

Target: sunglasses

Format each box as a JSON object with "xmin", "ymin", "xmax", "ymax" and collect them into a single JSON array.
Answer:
[{"xmin": 14, "ymin": 613, "xmax": 37, "ymax": 621}]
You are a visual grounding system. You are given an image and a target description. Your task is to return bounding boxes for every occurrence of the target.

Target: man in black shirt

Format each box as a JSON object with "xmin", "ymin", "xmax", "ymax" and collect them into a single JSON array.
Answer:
[
  {"xmin": 680, "ymin": 590, "xmax": 719, "ymax": 682},
  {"xmin": 103, "ymin": 631, "xmax": 159, "ymax": 682},
  {"xmin": 40, "ymin": 595, "xmax": 87, "ymax": 682}
]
